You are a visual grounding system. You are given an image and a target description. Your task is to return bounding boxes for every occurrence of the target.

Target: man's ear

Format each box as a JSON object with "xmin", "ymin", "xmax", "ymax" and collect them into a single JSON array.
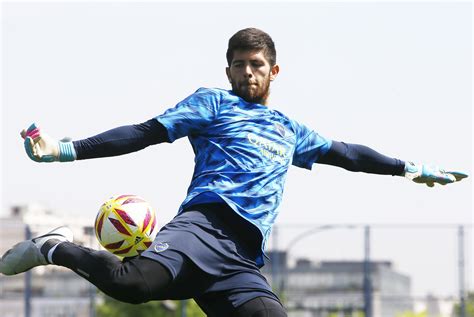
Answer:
[
  {"xmin": 225, "ymin": 67, "xmax": 232, "ymax": 83},
  {"xmin": 270, "ymin": 64, "xmax": 280, "ymax": 81}
]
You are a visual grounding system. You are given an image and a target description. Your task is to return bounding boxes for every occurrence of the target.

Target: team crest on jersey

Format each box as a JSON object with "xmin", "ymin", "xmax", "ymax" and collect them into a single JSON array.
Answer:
[
  {"xmin": 153, "ymin": 242, "xmax": 169, "ymax": 253},
  {"xmin": 274, "ymin": 122, "xmax": 286, "ymax": 137}
]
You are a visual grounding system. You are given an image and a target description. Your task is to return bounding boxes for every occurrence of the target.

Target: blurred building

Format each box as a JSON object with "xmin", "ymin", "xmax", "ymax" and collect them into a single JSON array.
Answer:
[
  {"xmin": 1, "ymin": 205, "xmax": 458, "ymax": 317},
  {"xmin": 0, "ymin": 204, "xmax": 98, "ymax": 317},
  {"xmin": 414, "ymin": 294, "xmax": 456, "ymax": 317},
  {"xmin": 263, "ymin": 251, "xmax": 413, "ymax": 317}
]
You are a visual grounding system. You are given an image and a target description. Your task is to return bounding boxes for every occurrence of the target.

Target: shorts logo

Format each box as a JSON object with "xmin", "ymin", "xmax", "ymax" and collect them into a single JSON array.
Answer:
[{"xmin": 154, "ymin": 242, "xmax": 169, "ymax": 253}]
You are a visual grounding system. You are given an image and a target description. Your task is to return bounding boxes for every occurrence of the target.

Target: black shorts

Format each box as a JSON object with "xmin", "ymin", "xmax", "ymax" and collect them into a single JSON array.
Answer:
[{"xmin": 141, "ymin": 203, "xmax": 280, "ymax": 314}]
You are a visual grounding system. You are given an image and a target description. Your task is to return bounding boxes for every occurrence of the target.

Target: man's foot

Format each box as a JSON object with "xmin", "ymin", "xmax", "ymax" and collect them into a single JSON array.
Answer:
[{"xmin": 0, "ymin": 226, "xmax": 73, "ymax": 275}]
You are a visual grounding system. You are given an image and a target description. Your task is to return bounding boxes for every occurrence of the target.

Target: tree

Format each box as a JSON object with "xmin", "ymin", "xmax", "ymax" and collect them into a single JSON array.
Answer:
[
  {"xmin": 96, "ymin": 295, "xmax": 177, "ymax": 317},
  {"xmin": 96, "ymin": 295, "xmax": 206, "ymax": 317},
  {"xmin": 453, "ymin": 292, "xmax": 474, "ymax": 317},
  {"xmin": 396, "ymin": 311, "xmax": 427, "ymax": 317},
  {"xmin": 185, "ymin": 300, "xmax": 207, "ymax": 317}
]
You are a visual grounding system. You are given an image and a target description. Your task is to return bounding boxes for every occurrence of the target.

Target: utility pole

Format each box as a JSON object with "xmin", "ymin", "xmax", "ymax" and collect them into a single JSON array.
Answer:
[
  {"xmin": 363, "ymin": 225, "xmax": 372, "ymax": 317},
  {"xmin": 180, "ymin": 300, "xmax": 187, "ymax": 317},
  {"xmin": 458, "ymin": 225, "xmax": 466, "ymax": 317},
  {"xmin": 25, "ymin": 225, "xmax": 32, "ymax": 317},
  {"xmin": 271, "ymin": 225, "xmax": 280, "ymax": 295},
  {"xmin": 84, "ymin": 226, "xmax": 96, "ymax": 317}
]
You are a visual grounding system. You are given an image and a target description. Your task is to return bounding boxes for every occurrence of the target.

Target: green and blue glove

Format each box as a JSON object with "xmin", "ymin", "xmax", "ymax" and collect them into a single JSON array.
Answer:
[
  {"xmin": 403, "ymin": 161, "xmax": 468, "ymax": 187},
  {"xmin": 21, "ymin": 123, "xmax": 76, "ymax": 162}
]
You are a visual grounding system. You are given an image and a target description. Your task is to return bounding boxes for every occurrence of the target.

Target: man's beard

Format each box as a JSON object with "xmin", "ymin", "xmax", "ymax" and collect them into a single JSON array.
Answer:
[{"xmin": 231, "ymin": 78, "xmax": 271, "ymax": 104}]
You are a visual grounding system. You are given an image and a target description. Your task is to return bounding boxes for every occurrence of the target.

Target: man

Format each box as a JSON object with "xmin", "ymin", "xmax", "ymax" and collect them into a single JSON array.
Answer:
[{"xmin": 0, "ymin": 28, "xmax": 467, "ymax": 316}]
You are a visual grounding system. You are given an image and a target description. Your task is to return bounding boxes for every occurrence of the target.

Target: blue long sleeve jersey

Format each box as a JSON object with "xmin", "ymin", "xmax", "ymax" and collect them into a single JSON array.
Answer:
[{"xmin": 74, "ymin": 88, "xmax": 405, "ymax": 265}]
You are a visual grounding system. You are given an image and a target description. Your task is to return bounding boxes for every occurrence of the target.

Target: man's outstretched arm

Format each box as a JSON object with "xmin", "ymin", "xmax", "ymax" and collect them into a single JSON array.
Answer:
[
  {"xmin": 20, "ymin": 119, "xmax": 169, "ymax": 162},
  {"xmin": 317, "ymin": 141, "xmax": 468, "ymax": 187}
]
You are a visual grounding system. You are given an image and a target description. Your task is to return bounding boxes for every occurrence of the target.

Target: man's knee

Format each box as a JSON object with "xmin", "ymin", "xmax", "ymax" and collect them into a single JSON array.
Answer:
[
  {"xmin": 234, "ymin": 296, "xmax": 287, "ymax": 317},
  {"xmin": 102, "ymin": 278, "xmax": 150, "ymax": 304},
  {"xmin": 97, "ymin": 257, "xmax": 171, "ymax": 304}
]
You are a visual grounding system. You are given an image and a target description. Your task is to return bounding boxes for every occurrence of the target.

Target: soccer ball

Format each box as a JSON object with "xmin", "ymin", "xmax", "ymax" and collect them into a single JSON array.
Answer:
[{"xmin": 95, "ymin": 194, "xmax": 158, "ymax": 257}]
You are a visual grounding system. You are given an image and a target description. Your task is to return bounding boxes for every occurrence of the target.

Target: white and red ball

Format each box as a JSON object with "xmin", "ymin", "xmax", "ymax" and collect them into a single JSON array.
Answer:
[{"xmin": 95, "ymin": 194, "xmax": 157, "ymax": 257}]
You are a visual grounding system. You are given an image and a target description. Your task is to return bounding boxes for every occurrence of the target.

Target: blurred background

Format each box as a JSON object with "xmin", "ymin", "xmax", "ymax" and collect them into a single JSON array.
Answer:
[{"xmin": 1, "ymin": 1, "xmax": 472, "ymax": 316}]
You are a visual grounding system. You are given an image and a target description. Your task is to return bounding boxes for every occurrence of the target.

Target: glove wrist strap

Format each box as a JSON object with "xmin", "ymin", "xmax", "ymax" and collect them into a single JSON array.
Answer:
[
  {"xmin": 403, "ymin": 161, "xmax": 421, "ymax": 180},
  {"xmin": 58, "ymin": 141, "xmax": 76, "ymax": 162}
]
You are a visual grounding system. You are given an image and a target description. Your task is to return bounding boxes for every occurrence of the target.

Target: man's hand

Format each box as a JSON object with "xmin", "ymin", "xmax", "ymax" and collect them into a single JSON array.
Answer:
[
  {"xmin": 20, "ymin": 123, "xmax": 76, "ymax": 162},
  {"xmin": 404, "ymin": 162, "xmax": 468, "ymax": 187}
]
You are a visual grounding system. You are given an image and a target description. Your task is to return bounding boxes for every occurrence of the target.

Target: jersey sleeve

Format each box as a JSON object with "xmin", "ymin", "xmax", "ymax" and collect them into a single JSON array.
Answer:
[
  {"xmin": 73, "ymin": 119, "xmax": 168, "ymax": 160},
  {"xmin": 155, "ymin": 88, "xmax": 220, "ymax": 142},
  {"xmin": 291, "ymin": 120, "xmax": 332, "ymax": 170}
]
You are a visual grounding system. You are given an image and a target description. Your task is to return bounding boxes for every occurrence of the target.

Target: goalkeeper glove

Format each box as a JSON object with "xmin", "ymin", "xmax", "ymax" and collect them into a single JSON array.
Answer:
[
  {"xmin": 403, "ymin": 161, "xmax": 468, "ymax": 187},
  {"xmin": 20, "ymin": 123, "xmax": 76, "ymax": 162}
]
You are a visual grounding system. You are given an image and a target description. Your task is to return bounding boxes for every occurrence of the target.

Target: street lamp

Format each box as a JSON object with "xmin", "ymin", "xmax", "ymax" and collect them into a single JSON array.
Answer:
[
  {"xmin": 278, "ymin": 224, "xmax": 358, "ymax": 309},
  {"xmin": 285, "ymin": 224, "xmax": 337, "ymax": 256},
  {"xmin": 363, "ymin": 225, "xmax": 372, "ymax": 317}
]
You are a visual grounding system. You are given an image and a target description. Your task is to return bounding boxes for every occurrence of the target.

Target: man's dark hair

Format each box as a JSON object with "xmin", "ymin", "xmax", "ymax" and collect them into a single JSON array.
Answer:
[{"xmin": 226, "ymin": 28, "xmax": 277, "ymax": 66}]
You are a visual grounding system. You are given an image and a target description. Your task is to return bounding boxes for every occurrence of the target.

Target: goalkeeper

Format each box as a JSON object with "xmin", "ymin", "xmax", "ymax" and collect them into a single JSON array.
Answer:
[{"xmin": 0, "ymin": 28, "xmax": 468, "ymax": 317}]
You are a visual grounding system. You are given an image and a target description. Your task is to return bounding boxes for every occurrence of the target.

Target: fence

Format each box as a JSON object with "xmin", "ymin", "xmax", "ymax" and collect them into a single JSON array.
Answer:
[
  {"xmin": 0, "ymin": 220, "xmax": 472, "ymax": 317},
  {"xmin": 265, "ymin": 223, "xmax": 472, "ymax": 317}
]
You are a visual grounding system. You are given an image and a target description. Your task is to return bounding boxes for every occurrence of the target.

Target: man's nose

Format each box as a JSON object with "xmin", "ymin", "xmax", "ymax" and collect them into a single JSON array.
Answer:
[{"xmin": 244, "ymin": 64, "xmax": 253, "ymax": 78}]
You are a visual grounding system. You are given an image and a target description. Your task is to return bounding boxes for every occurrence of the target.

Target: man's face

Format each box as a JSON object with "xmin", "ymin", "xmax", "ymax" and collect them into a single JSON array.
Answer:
[{"xmin": 226, "ymin": 50, "xmax": 279, "ymax": 105}]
